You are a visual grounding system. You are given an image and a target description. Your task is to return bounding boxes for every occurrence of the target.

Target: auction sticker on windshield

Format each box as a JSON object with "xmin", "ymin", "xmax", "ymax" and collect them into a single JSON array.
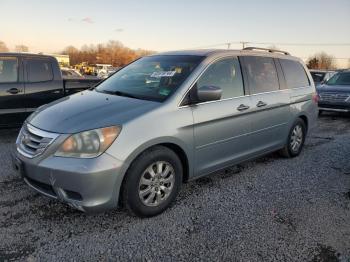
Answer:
[{"xmin": 150, "ymin": 71, "xmax": 177, "ymax": 78}]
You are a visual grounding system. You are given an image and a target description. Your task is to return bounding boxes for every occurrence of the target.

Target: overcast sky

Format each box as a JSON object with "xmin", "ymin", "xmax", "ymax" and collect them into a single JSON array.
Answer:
[{"xmin": 1, "ymin": 0, "xmax": 349, "ymax": 66}]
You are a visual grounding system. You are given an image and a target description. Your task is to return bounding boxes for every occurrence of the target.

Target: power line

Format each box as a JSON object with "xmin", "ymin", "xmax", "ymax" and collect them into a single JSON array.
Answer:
[
  {"xmin": 185, "ymin": 41, "xmax": 350, "ymax": 50},
  {"xmin": 181, "ymin": 42, "xmax": 241, "ymax": 50},
  {"xmin": 301, "ymin": 57, "xmax": 350, "ymax": 60},
  {"xmin": 244, "ymin": 42, "xmax": 350, "ymax": 46},
  {"xmin": 180, "ymin": 41, "xmax": 350, "ymax": 62}
]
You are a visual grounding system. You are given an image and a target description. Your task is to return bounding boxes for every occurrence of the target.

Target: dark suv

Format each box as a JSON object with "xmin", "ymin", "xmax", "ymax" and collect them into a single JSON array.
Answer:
[{"xmin": 317, "ymin": 70, "xmax": 350, "ymax": 113}]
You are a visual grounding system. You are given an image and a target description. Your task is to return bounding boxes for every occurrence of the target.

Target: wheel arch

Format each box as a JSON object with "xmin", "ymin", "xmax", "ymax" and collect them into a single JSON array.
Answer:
[
  {"xmin": 297, "ymin": 114, "xmax": 308, "ymax": 132},
  {"xmin": 117, "ymin": 139, "xmax": 191, "ymax": 206},
  {"xmin": 118, "ymin": 138, "xmax": 193, "ymax": 203}
]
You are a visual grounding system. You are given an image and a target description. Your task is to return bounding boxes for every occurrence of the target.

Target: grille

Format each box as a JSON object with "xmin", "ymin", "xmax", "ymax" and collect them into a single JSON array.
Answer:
[
  {"xmin": 319, "ymin": 93, "xmax": 350, "ymax": 103},
  {"xmin": 17, "ymin": 124, "xmax": 59, "ymax": 158}
]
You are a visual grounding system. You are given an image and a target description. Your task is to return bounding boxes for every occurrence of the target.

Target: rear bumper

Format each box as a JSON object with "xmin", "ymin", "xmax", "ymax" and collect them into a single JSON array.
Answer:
[{"xmin": 12, "ymin": 150, "xmax": 127, "ymax": 213}]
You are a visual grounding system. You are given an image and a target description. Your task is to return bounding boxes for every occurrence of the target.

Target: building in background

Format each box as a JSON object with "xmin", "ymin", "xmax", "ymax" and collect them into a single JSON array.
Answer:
[{"xmin": 43, "ymin": 54, "xmax": 70, "ymax": 67}]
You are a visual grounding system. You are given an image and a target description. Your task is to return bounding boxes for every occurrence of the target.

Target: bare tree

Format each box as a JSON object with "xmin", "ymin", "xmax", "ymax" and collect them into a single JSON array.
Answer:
[
  {"xmin": 62, "ymin": 46, "xmax": 80, "ymax": 65},
  {"xmin": 0, "ymin": 41, "xmax": 9, "ymax": 52},
  {"xmin": 15, "ymin": 45, "xmax": 29, "ymax": 53},
  {"xmin": 306, "ymin": 52, "xmax": 336, "ymax": 70}
]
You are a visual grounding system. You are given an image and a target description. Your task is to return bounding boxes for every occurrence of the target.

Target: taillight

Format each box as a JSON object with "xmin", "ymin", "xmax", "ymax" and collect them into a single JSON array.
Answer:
[{"xmin": 312, "ymin": 93, "xmax": 320, "ymax": 103}]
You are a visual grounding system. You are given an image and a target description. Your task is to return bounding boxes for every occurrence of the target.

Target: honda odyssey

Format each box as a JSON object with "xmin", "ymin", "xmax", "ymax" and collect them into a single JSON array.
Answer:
[{"xmin": 12, "ymin": 47, "xmax": 318, "ymax": 217}]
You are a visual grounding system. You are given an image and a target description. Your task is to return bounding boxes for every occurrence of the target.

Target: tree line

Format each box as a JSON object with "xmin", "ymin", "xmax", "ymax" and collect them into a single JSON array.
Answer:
[
  {"xmin": 0, "ymin": 40, "xmax": 154, "ymax": 67},
  {"xmin": 0, "ymin": 41, "xmax": 29, "ymax": 52},
  {"xmin": 1, "ymin": 39, "xmax": 349, "ymax": 68},
  {"xmin": 306, "ymin": 52, "xmax": 338, "ymax": 70},
  {"xmin": 61, "ymin": 40, "xmax": 154, "ymax": 67}
]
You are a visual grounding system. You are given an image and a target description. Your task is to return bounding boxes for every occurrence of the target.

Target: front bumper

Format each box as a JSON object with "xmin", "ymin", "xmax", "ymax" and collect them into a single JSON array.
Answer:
[
  {"xmin": 318, "ymin": 102, "xmax": 350, "ymax": 113},
  {"xmin": 12, "ymin": 150, "xmax": 127, "ymax": 213}
]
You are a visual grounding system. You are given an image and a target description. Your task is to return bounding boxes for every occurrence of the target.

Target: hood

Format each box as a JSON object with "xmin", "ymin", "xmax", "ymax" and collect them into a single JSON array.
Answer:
[
  {"xmin": 316, "ymin": 84, "xmax": 350, "ymax": 93},
  {"xmin": 28, "ymin": 90, "xmax": 160, "ymax": 133}
]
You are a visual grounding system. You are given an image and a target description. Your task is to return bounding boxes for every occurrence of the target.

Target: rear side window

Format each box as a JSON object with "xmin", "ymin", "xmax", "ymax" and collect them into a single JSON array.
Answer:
[
  {"xmin": 196, "ymin": 57, "xmax": 244, "ymax": 99},
  {"xmin": 26, "ymin": 58, "xmax": 53, "ymax": 82},
  {"xmin": 243, "ymin": 56, "xmax": 279, "ymax": 94},
  {"xmin": 280, "ymin": 59, "xmax": 309, "ymax": 88},
  {"xmin": 0, "ymin": 57, "xmax": 18, "ymax": 83}
]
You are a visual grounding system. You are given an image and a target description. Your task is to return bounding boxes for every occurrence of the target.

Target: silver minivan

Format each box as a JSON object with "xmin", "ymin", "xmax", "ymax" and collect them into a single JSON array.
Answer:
[{"xmin": 12, "ymin": 47, "xmax": 318, "ymax": 217}]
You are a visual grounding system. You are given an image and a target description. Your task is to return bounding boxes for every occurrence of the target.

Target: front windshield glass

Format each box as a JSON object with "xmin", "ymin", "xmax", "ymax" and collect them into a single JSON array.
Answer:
[
  {"xmin": 95, "ymin": 55, "xmax": 204, "ymax": 102},
  {"xmin": 326, "ymin": 72, "xmax": 350, "ymax": 86}
]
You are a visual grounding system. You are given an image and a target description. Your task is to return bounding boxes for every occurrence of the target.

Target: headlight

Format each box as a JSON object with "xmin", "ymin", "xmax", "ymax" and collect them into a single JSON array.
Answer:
[{"xmin": 55, "ymin": 126, "xmax": 121, "ymax": 158}]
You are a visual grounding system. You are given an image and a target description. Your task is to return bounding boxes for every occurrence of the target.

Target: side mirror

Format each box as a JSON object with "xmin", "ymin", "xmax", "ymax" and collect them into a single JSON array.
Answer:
[{"xmin": 196, "ymin": 85, "xmax": 222, "ymax": 103}]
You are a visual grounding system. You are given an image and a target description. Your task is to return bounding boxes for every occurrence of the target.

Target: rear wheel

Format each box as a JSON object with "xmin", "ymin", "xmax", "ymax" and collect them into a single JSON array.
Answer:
[
  {"xmin": 279, "ymin": 118, "xmax": 306, "ymax": 158},
  {"xmin": 122, "ymin": 146, "xmax": 183, "ymax": 217}
]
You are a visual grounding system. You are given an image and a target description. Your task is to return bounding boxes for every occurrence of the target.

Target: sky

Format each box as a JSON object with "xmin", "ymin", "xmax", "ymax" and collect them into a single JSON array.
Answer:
[{"xmin": 1, "ymin": 0, "xmax": 350, "ymax": 67}]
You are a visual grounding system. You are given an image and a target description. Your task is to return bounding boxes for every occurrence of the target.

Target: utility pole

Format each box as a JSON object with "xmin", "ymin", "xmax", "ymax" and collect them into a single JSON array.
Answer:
[{"xmin": 240, "ymin": 41, "xmax": 249, "ymax": 49}]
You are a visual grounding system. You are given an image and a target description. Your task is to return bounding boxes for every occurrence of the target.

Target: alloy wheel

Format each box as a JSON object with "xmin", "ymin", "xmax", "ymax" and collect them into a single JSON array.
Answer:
[
  {"xmin": 290, "ymin": 124, "xmax": 303, "ymax": 153},
  {"xmin": 138, "ymin": 161, "xmax": 175, "ymax": 207}
]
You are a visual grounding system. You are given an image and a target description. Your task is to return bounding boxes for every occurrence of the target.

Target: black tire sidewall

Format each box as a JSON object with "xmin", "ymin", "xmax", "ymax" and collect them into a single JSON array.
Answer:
[
  {"xmin": 123, "ymin": 146, "xmax": 183, "ymax": 217},
  {"xmin": 287, "ymin": 119, "xmax": 306, "ymax": 157}
]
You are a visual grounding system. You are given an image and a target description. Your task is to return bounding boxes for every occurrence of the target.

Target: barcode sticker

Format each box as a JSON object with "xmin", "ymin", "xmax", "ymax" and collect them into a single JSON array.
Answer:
[{"xmin": 150, "ymin": 71, "xmax": 176, "ymax": 78}]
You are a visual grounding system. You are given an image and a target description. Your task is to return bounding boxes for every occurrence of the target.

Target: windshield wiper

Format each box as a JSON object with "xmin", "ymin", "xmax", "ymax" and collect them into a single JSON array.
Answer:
[
  {"xmin": 114, "ymin": 90, "xmax": 140, "ymax": 99},
  {"xmin": 101, "ymin": 89, "xmax": 140, "ymax": 99}
]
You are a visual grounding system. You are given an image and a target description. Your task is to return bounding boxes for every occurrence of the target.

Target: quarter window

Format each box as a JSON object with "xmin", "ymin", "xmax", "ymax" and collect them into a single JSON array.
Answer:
[
  {"xmin": 196, "ymin": 57, "xmax": 244, "ymax": 99},
  {"xmin": 26, "ymin": 59, "xmax": 53, "ymax": 82},
  {"xmin": 0, "ymin": 57, "xmax": 18, "ymax": 83},
  {"xmin": 243, "ymin": 56, "xmax": 279, "ymax": 94},
  {"xmin": 280, "ymin": 59, "xmax": 309, "ymax": 89}
]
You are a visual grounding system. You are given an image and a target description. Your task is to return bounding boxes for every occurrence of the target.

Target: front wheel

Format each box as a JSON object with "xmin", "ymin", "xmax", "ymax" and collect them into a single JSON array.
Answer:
[
  {"xmin": 122, "ymin": 146, "xmax": 183, "ymax": 217},
  {"xmin": 279, "ymin": 118, "xmax": 306, "ymax": 158}
]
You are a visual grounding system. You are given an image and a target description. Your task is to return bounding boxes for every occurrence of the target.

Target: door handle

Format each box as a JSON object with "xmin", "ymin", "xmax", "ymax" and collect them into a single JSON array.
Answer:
[
  {"xmin": 256, "ymin": 101, "xmax": 267, "ymax": 107},
  {"xmin": 237, "ymin": 104, "xmax": 250, "ymax": 111},
  {"xmin": 6, "ymin": 88, "xmax": 20, "ymax": 94}
]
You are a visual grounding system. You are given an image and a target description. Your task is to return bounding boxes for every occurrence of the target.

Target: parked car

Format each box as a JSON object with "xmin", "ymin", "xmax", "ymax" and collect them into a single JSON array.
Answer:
[
  {"xmin": 94, "ymin": 64, "xmax": 113, "ymax": 77},
  {"xmin": 12, "ymin": 48, "xmax": 318, "ymax": 217},
  {"xmin": 0, "ymin": 53, "xmax": 101, "ymax": 127},
  {"xmin": 61, "ymin": 68, "xmax": 84, "ymax": 79},
  {"xmin": 97, "ymin": 66, "xmax": 120, "ymax": 79},
  {"xmin": 316, "ymin": 70, "xmax": 350, "ymax": 113},
  {"xmin": 310, "ymin": 69, "xmax": 337, "ymax": 86}
]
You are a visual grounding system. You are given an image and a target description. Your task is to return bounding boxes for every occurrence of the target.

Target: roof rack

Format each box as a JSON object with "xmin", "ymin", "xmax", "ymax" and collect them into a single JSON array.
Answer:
[{"xmin": 243, "ymin": 47, "xmax": 290, "ymax": 56}]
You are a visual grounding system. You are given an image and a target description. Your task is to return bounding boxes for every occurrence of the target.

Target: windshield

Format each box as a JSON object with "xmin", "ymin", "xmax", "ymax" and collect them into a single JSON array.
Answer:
[
  {"xmin": 326, "ymin": 72, "xmax": 350, "ymax": 86},
  {"xmin": 310, "ymin": 72, "xmax": 326, "ymax": 83},
  {"xmin": 95, "ymin": 55, "xmax": 204, "ymax": 102}
]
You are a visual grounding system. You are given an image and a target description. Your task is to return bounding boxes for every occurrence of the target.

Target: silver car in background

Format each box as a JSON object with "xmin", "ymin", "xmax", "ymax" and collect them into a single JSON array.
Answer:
[{"xmin": 12, "ymin": 47, "xmax": 318, "ymax": 217}]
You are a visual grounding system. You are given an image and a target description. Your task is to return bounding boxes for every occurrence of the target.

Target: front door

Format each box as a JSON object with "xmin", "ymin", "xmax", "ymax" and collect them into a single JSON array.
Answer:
[{"xmin": 191, "ymin": 57, "xmax": 253, "ymax": 177}]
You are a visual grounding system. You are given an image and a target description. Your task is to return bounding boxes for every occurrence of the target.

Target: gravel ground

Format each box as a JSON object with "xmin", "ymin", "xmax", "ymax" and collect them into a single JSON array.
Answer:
[{"xmin": 0, "ymin": 113, "xmax": 349, "ymax": 261}]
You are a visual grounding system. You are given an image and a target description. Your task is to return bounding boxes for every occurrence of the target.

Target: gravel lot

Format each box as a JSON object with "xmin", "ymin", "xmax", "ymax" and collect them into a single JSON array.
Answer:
[{"xmin": 0, "ymin": 113, "xmax": 349, "ymax": 261}]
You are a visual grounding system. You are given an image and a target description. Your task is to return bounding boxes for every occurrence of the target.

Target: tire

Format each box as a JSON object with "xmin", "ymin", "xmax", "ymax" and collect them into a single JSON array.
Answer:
[
  {"xmin": 122, "ymin": 146, "xmax": 183, "ymax": 217},
  {"xmin": 279, "ymin": 118, "xmax": 306, "ymax": 158}
]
